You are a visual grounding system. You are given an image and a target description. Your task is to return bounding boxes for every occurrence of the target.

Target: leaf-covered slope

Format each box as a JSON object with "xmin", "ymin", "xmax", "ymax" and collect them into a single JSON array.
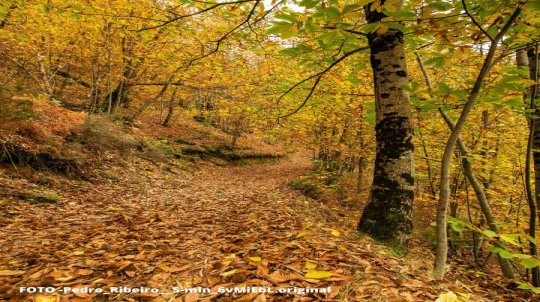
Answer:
[{"xmin": 0, "ymin": 155, "xmax": 532, "ymax": 301}]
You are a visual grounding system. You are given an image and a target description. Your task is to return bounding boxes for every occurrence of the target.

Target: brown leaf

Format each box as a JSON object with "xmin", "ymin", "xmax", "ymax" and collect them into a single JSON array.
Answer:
[
  {"xmin": 185, "ymin": 292, "xmax": 200, "ymax": 302},
  {"xmin": 160, "ymin": 264, "xmax": 192, "ymax": 273},
  {"xmin": 236, "ymin": 293, "xmax": 258, "ymax": 301},
  {"xmin": 77, "ymin": 269, "xmax": 94, "ymax": 276},
  {"xmin": 125, "ymin": 270, "xmax": 136, "ymax": 278},
  {"xmin": 0, "ymin": 270, "xmax": 25, "ymax": 276}
]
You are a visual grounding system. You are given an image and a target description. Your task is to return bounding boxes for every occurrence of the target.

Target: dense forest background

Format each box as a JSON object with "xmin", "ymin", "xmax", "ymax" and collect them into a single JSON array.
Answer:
[{"xmin": 1, "ymin": 0, "xmax": 540, "ymax": 301}]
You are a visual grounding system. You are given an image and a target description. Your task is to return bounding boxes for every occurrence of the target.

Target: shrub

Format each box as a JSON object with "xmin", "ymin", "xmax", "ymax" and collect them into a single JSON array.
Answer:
[{"xmin": 78, "ymin": 116, "xmax": 136, "ymax": 158}]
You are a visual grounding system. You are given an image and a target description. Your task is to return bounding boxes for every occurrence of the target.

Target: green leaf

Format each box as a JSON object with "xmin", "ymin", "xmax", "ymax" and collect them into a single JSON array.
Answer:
[
  {"xmin": 449, "ymin": 221, "xmax": 467, "ymax": 232},
  {"xmin": 522, "ymin": 257, "xmax": 540, "ymax": 269},
  {"xmin": 516, "ymin": 281, "xmax": 540, "ymax": 294},
  {"xmin": 487, "ymin": 247, "xmax": 514, "ymax": 259},
  {"xmin": 275, "ymin": 13, "xmax": 299, "ymax": 23},
  {"xmin": 385, "ymin": 21, "xmax": 405, "ymax": 32},
  {"xmin": 504, "ymin": 98, "xmax": 525, "ymax": 109},
  {"xmin": 342, "ymin": 4, "xmax": 361, "ymax": 14},
  {"xmin": 268, "ymin": 22, "xmax": 298, "ymax": 39},
  {"xmin": 391, "ymin": 10, "xmax": 417, "ymax": 19},
  {"xmin": 424, "ymin": 56, "xmax": 445, "ymax": 68},
  {"xmin": 323, "ymin": 7, "xmax": 341, "ymax": 19},
  {"xmin": 500, "ymin": 234, "xmax": 520, "ymax": 246},
  {"xmin": 360, "ymin": 22, "xmax": 381, "ymax": 34},
  {"xmin": 319, "ymin": 31, "xmax": 338, "ymax": 44},
  {"xmin": 429, "ymin": 1, "xmax": 453, "ymax": 11},
  {"xmin": 482, "ymin": 230, "xmax": 497, "ymax": 238},
  {"xmin": 300, "ymin": 0, "xmax": 321, "ymax": 9},
  {"xmin": 436, "ymin": 82, "xmax": 453, "ymax": 94}
]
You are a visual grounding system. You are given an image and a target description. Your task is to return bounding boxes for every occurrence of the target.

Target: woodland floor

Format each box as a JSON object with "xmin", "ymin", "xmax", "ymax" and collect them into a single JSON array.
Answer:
[{"xmin": 0, "ymin": 154, "xmax": 535, "ymax": 301}]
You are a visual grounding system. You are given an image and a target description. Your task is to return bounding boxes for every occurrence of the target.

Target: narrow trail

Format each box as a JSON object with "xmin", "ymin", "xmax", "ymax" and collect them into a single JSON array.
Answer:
[{"xmin": 0, "ymin": 156, "xmax": 525, "ymax": 301}]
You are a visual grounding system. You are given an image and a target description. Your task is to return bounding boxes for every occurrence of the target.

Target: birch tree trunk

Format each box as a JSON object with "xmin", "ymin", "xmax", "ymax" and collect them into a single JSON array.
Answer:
[{"xmin": 357, "ymin": 1, "xmax": 415, "ymax": 247}]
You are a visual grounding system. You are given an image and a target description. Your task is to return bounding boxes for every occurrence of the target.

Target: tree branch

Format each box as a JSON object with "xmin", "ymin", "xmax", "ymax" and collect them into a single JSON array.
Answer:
[
  {"xmin": 139, "ymin": 0, "xmax": 257, "ymax": 31},
  {"xmin": 461, "ymin": 0, "xmax": 494, "ymax": 42},
  {"xmin": 276, "ymin": 46, "xmax": 369, "ymax": 104}
]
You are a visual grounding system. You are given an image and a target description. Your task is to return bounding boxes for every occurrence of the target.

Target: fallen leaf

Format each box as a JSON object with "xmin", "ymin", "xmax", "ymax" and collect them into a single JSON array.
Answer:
[
  {"xmin": 0, "ymin": 270, "xmax": 25, "ymax": 276},
  {"xmin": 185, "ymin": 292, "xmax": 200, "ymax": 302},
  {"xmin": 436, "ymin": 291, "xmax": 458, "ymax": 302},
  {"xmin": 222, "ymin": 260, "xmax": 232, "ymax": 266},
  {"xmin": 221, "ymin": 270, "xmax": 237, "ymax": 277},
  {"xmin": 77, "ymin": 269, "xmax": 94, "ymax": 276},
  {"xmin": 296, "ymin": 231, "xmax": 307, "ymax": 238},
  {"xmin": 305, "ymin": 270, "xmax": 334, "ymax": 279},
  {"xmin": 55, "ymin": 275, "xmax": 75, "ymax": 282},
  {"xmin": 35, "ymin": 295, "xmax": 58, "ymax": 302},
  {"xmin": 125, "ymin": 270, "xmax": 136, "ymax": 277}
]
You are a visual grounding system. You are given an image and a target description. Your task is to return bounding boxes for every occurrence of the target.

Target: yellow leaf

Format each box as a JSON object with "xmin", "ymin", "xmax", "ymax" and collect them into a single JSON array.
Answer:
[
  {"xmin": 55, "ymin": 276, "xmax": 74, "ymax": 282},
  {"xmin": 73, "ymin": 251, "xmax": 84, "ymax": 255},
  {"xmin": 305, "ymin": 270, "xmax": 334, "ymax": 279},
  {"xmin": 305, "ymin": 262, "xmax": 317, "ymax": 269},
  {"xmin": 222, "ymin": 260, "xmax": 232, "ymax": 266},
  {"xmin": 331, "ymin": 230, "xmax": 341, "ymax": 237},
  {"xmin": 220, "ymin": 270, "xmax": 237, "ymax": 277},
  {"xmin": 35, "ymin": 295, "xmax": 58, "ymax": 302},
  {"xmin": 435, "ymin": 291, "xmax": 458, "ymax": 302},
  {"xmin": 296, "ymin": 232, "xmax": 307, "ymax": 238},
  {"xmin": 249, "ymin": 257, "xmax": 262, "ymax": 262}
]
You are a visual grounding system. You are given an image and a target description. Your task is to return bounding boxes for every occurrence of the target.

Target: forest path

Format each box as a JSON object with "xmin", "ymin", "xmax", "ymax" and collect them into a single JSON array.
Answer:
[{"xmin": 0, "ymin": 155, "xmax": 511, "ymax": 301}]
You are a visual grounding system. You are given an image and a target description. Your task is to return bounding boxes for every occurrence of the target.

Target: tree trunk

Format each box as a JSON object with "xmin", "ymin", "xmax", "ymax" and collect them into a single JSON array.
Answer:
[
  {"xmin": 357, "ymin": 1, "xmax": 415, "ymax": 248},
  {"xmin": 528, "ymin": 47, "xmax": 540, "ymax": 225},
  {"xmin": 357, "ymin": 156, "xmax": 366, "ymax": 193},
  {"xmin": 439, "ymin": 108, "xmax": 515, "ymax": 278},
  {"xmin": 527, "ymin": 45, "xmax": 540, "ymax": 286},
  {"xmin": 415, "ymin": 53, "xmax": 436, "ymax": 197},
  {"xmin": 129, "ymin": 80, "xmax": 171, "ymax": 122},
  {"xmin": 103, "ymin": 62, "xmax": 134, "ymax": 112},
  {"xmin": 162, "ymin": 87, "xmax": 178, "ymax": 127},
  {"xmin": 433, "ymin": 7, "xmax": 521, "ymax": 279}
]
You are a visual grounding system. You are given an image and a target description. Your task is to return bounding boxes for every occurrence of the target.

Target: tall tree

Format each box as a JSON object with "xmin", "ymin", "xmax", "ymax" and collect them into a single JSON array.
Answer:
[
  {"xmin": 357, "ymin": 0, "xmax": 415, "ymax": 247},
  {"xmin": 433, "ymin": 3, "xmax": 523, "ymax": 279}
]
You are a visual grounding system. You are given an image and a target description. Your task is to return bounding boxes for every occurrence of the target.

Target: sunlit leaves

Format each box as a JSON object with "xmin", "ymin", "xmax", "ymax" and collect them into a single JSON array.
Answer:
[{"xmin": 268, "ymin": 21, "xmax": 299, "ymax": 38}]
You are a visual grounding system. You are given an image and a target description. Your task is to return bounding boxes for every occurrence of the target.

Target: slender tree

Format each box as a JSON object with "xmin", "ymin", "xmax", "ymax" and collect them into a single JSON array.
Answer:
[{"xmin": 434, "ymin": 4, "xmax": 523, "ymax": 279}]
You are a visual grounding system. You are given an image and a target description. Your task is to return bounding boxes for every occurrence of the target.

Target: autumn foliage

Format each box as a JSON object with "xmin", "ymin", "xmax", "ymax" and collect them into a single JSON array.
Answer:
[{"xmin": 1, "ymin": 0, "xmax": 540, "ymax": 301}]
